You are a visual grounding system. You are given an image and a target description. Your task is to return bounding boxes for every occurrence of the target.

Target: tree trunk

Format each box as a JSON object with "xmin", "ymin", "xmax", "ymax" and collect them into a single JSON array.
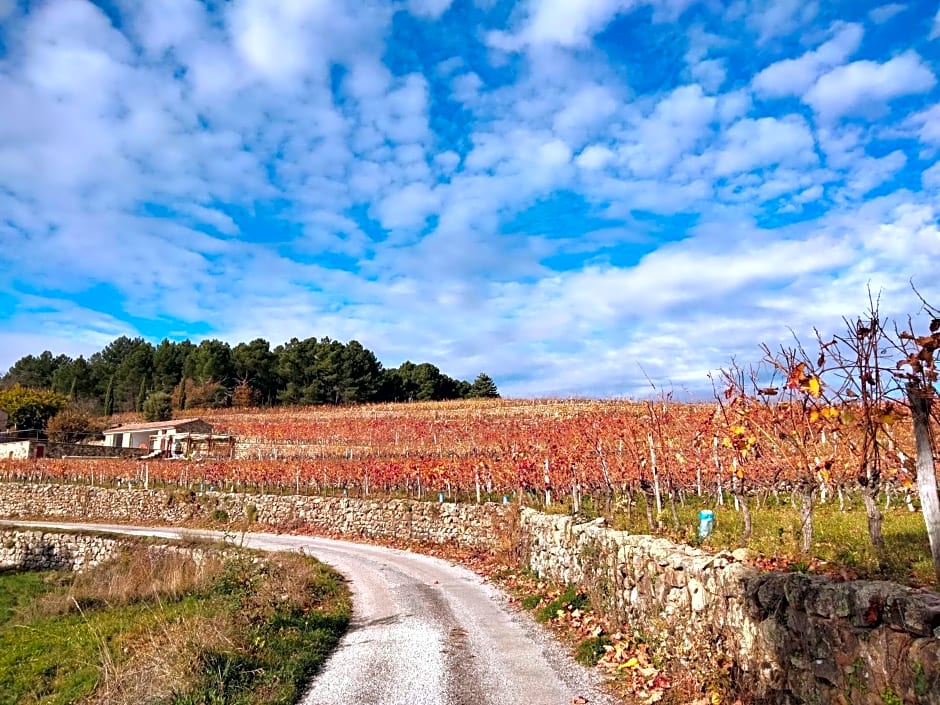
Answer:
[
  {"xmin": 908, "ymin": 383, "xmax": 940, "ymax": 582},
  {"xmin": 648, "ymin": 432, "xmax": 663, "ymax": 516},
  {"xmin": 668, "ymin": 487, "xmax": 680, "ymax": 532},
  {"xmin": 642, "ymin": 490, "xmax": 655, "ymax": 532},
  {"xmin": 798, "ymin": 486, "xmax": 814, "ymax": 556},
  {"xmin": 735, "ymin": 492, "xmax": 752, "ymax": 543},
  {"xmin": 861, "ymin": 483, "xmax": 886, "ymax": 570}
]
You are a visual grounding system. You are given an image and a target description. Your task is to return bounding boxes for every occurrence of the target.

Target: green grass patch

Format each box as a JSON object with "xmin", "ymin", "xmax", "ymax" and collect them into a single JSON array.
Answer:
[
  {"xmin": 575, "ymin": 635, "xmax": 612, "ymax": 666},
  {"xmin": 537, "ymin": 586, "xmax": 588, "ymax": 623},
  {"xmin": 0, "ymin": 544, "xmax": 350, "ymax": 705},
  {"xmin": 0, "ymin": 570, "xmax": 55, "ymax": 627},
  {"xmin": 520, "ymin": 593, "xmax": 544, "ymax": 610},
  {"xmin": 609, "ymin": 492, "xmax": 937, "ymax": 588}
]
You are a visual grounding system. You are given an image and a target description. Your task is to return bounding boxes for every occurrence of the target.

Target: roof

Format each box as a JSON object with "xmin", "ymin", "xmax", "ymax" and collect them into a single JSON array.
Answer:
[{"xmin": 103, "ymin": 418, "xmax": 210, "ymax": 434}]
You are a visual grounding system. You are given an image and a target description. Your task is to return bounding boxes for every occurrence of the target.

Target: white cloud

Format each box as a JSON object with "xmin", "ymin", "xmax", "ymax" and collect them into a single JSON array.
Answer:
[
  {"xmin": 841, "ymin": 150, "xmax": 906, "ymax": 197},
  {"xmin": 690, "ymin": 59, "xmax": 727, "ymax": 92},
  {"xmin": 805, "ymin": 51, "xmax": 936, "ymax": 120},
  {"xmin": 2, "ymin": 0, "xmax": 940, "ymax": 397},
  {"xmin": 227, "ymin": 1, "xmax": 325, "ymax": 81},
  {"xmin": 495, "ymin": 0, "xmax": 627, "ymax": 49},
  {"xmin": 931, "ymin": 7, "xmax": 940, "ymax": 40},
  {"xmin": 713, "ymin": 116, "xmax": 817, "ymax": 176},
  {"xmin": 618, "ymin": 84, "xmax": 717, "ymax": 177},
  {"xmin": 923, "ymin": 162, "xmax": 940, "ymax": 188},
  {"xmin": 576, "ymin": 145, "xmax": 616, "ymax": 170},
  {"xmin": 552, "ymin": 84, "xmax": 620, "ymax": 143},
  {"xmin": 487, "ymin": 0, "xmax": 694, "ymax": 50},
  {"xmin": 868, "ymin": 3, "xmax": 906, "ymax": 24},
  {"xmin": 375, "ymin": 182, "xmax": 440, "ymax": 229},
  {"xmin": 752, "ymin": 22, "xmax": 863, "ymax": 98},
  {"xmin": 745, "ymin": 0, "xmax": 820, "ymax": 44},
  {"xmin": 408, "ymin": 0, "xmax": 453, "ymax": 19},
  {"xmin": 129, "ymin": 0, "xmax": 207, "ymax": 56},
  {"xmin": 0, "ymin": 297, "xmax": 138, "ymax": 373}
]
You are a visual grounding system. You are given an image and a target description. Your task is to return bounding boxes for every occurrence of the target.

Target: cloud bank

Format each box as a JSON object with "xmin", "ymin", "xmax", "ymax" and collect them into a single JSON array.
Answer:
[{"xmin": 1, "ymin": 0, "xmax": 939, "ymax": 397}]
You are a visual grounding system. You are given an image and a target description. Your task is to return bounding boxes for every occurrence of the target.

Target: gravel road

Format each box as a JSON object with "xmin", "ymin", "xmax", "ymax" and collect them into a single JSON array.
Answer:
[{"xmin": 1, "ymin": 520, "xmax": 614, "ymax": 705}]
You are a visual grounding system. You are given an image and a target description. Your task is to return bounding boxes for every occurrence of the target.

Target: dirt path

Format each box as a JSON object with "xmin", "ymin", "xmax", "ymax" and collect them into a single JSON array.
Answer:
[{"xmin": 2, "ymin": 521, "xmax": 614, "ymax": 705}]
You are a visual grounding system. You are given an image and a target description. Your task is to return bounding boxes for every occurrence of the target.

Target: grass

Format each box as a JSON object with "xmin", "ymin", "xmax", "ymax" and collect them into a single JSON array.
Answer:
[
  {"xmin": 0, "ymin": 570, "xmax": 54, "ymax": 626},
  {"xmin": 605, "ymin": 492, "xmax": 937, "ymax": 588},
  {"xmin": 536, "ymin": 586, "xmax": 588, "ymax": 623},
  {"xmin": 575, "ymin": 635, "xmax": 613, "ymax": 666},
  {"xmin": 0, "ymin": 544, "xmax": 350, "ymax": 705}
]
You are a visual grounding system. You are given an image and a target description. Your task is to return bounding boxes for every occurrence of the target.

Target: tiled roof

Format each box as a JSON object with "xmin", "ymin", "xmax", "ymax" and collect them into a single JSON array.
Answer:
[{"xmin": 103, "ymin": 418, "xmax": 208, "ymax": 434}]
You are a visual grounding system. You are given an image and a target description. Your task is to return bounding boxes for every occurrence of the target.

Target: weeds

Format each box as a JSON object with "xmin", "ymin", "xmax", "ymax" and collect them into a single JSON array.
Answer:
[
  {"xmin": 575, "ymin": 635, "xmax": 613, "ymax": 666},
  {"xmin": 536, "ymin": 586, "xmax": 588, "ymax": 623},
  {"xmin": 0, "ymin": 543, "xmax": 350, "ymax": 705},
  {"xmin": 608, "ymin": 493, "xmax": 937, "ymax": 588}
]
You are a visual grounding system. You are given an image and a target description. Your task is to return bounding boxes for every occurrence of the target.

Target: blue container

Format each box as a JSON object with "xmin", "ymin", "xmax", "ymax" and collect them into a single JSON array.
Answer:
[{"xmin": 698, "ymin": 509, "xmax": 715, "ymax": 539}]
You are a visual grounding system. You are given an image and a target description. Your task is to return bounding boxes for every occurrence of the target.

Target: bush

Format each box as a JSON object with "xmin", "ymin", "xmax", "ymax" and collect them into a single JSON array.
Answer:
[
  {"xmin": 186, "ymin": 382, "xmax": 229, "ymax": 409},
  {"xmin": 0, "ymin": 385, "xmax": 68, "ymax": 431},
  {"xmin": 142, "ymin": 392, "xmax": 173, "ymax": 422},
  {"xmin": 45, "ymin": 406, "xmax": 102, "ymax": 443}
]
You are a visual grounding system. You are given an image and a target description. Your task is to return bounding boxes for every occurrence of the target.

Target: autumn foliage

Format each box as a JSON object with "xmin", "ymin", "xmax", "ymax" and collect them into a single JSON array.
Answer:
[{"xmin": 0, "ymin": 397, "xmax": 921, "ymax": 505}]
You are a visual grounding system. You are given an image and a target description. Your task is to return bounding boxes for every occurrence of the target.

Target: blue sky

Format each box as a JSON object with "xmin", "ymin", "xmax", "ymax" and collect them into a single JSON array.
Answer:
[{"xmin": 0, "ymin": 0, "xmax": 939, "ymax": 397}]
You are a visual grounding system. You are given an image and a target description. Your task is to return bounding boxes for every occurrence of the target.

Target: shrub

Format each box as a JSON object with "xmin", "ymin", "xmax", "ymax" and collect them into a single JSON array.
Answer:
[
  {"xmin": 142, "ymin": 392, "xmax": 173, "ymax": 422},
  {"xmin": 46, "ymin": 406, "xmax": 102, "ymax": 443}
]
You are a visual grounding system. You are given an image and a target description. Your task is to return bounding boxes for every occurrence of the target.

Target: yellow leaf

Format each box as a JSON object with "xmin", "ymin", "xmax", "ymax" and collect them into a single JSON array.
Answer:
[
  {"xmin": 711, "ymin": 692, "xmax": 723, "ymax": 705},
  {"xmin": 805, "ymin": 376, "xmax": 822, "ymax": 398},
  {"xmin": 625, "ymin": 657, "xmax": 640, "ymax": 668}
]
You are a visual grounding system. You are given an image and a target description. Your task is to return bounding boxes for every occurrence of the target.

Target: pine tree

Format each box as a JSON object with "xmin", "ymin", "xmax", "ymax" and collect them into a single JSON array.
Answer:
[
  {"xmin": 136, "ymin": 378, "xmax": 147, "ymax": 413},
  {"xmin": 176, "ymin": 379, "xmax": 187, "ymax": 412},
  {"xmin": 468, "ymin": 373, "xmax": 500, "ymax": 399},
  {"xmin": 104, "ymin": 377, "xmax": 115, "ymax": 416}
]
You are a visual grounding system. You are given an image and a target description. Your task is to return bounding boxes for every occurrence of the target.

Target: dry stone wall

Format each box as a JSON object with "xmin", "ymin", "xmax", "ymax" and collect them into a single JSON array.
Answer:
[
  {"xmin": 0, "ymin": 528, "xmax": 240, "ymax": 573},
  {"xmin": 0, "ymin": 529, "xmax": 121, "ymax": 571},
  {"xmin": 0, "ymin": 441, "xmax": 145, "ymax": 460},
  {"xmin": 0, "ymin": 482, "xmax": 509, "ymax": 549},
  {"xmin": 519, "ymin": 509, "xmax": 940, "ymax": 705},
  {"xmin": 0, "ymin": 481, "xmax": 938, "ymax": 704}
]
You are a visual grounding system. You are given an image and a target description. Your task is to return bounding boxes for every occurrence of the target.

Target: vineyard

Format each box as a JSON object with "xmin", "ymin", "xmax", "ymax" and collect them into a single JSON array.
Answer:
[
  {"xmin": 0, "ymin": 399, "xmax": 898, "ymax": 498},
  {"xmin": 2, "ymin": 304, "xmax": 940, "ymax": 585},
  {"xmin": 0, "ymin": 395, "xmax": 926, "ymax": 503}
]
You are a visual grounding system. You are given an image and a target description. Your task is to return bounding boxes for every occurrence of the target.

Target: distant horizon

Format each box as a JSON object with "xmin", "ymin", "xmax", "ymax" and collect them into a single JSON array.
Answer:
[{"xmin": 1, "ymin": 1, "xmax": 939, "ymax": 398}]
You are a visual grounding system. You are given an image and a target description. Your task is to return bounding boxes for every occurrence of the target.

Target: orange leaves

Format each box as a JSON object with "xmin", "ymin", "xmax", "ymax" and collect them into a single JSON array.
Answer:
[
  {"xmin": 897, "ymin": 326, "xmax": 940, "ymax": 383},
  {"xmin": 721, "ymin": 425, "xmax": 757, "ymax": 460},
  {"xmin": 599, "ymin": 634, "xmax": 670, "ymax": 703},
  {"xmin": 786, "ymin": 362, "xmax": 823, "ymax": 398},
  {"xmin": 0, "ymin": 395, "xmax": 912, "ymax": 501}
]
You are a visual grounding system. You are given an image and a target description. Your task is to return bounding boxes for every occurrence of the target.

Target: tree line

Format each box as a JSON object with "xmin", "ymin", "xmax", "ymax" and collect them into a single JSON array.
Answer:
[{"xmin": 0, "ymin": 336, "xmax": 500, "ymax": 423}]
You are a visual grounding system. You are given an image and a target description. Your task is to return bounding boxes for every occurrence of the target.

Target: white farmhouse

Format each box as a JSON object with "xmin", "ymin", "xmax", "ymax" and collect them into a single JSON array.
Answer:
[{"xmin": 102, "ymin": 418, "xmax": 213, "ymax": 454}]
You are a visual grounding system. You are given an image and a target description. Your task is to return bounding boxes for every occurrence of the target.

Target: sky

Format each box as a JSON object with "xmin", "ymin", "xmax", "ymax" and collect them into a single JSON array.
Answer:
[{"xmin": 0, "ymin": 0, "xmax": 939, "ymax": 398}]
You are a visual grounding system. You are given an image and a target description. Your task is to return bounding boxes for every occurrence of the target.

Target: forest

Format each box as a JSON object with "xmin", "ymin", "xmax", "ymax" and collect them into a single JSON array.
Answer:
[{"xmin": 0, "ymin": 335, "xmax": 499, "ymax": 418}]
